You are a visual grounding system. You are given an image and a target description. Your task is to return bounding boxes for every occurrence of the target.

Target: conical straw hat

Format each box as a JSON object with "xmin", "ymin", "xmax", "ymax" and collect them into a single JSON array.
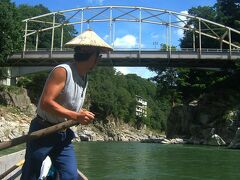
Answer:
[{"xmin": 65, "ymin": 29, "xmax": 113, "ymax": 52}]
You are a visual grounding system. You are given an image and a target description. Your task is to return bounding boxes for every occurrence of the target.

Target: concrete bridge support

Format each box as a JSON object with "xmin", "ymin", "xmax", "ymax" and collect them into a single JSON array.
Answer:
[
  {"xmin": 0, "ymin": 66, "xmax": 52, "ymax": 86},
  {"xmin": 0, "ymin": 68, "xmax": 14, "ymax": 86}
]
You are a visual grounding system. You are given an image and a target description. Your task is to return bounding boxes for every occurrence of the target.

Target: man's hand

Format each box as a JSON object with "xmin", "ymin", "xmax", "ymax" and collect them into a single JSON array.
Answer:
[{"xmin": 76, "ymin": 109, "xmax": 95, "ymax": 125}]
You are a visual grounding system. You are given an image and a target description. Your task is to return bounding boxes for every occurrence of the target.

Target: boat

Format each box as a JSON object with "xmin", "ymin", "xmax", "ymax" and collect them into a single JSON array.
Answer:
[{"xmin": 0, "ymin": 150, "xmax": 88, "ymax": 180}]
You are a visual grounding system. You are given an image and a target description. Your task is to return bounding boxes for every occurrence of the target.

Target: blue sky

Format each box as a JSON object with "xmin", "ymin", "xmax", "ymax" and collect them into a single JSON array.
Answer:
[{"xmin": 14, "ymin": 0, "xmax": 217, "ymax": 78}]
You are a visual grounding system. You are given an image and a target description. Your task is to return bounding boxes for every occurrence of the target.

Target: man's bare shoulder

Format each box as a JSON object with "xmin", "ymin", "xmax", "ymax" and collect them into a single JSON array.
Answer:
[{"xmin": 48, "ymin": 67, "xmax": 67, "ymax": 84}]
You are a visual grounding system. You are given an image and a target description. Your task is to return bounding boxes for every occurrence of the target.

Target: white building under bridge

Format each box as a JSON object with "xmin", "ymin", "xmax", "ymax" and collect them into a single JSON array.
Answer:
[{"xmin": 136, "ymin": 95, "xmax": 147, "ymax": 117}]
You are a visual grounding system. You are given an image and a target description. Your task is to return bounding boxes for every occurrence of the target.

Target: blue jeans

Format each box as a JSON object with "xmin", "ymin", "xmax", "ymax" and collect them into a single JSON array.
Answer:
[{"xmin": 21, "ymin": 117, "xmax": 78, "ymax": 180}]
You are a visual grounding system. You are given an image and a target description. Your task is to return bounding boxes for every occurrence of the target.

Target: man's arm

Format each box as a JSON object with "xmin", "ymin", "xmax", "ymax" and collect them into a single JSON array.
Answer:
[{"xmin": 40, "ymin": 67, "xmax": 94, "ymax": 125}]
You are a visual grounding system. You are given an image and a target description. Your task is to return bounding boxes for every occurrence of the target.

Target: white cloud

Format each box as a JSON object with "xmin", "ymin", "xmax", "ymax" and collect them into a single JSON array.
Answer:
[
  {"xmin": 114, "ymin": 34, "xmax": 137, "ymax": 48},
  {"xmin": 176, "ymin": 10, "xmax": 188, "ymax": 38}
]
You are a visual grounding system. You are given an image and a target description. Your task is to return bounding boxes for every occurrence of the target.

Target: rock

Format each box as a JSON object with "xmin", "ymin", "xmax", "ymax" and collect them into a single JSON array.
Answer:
[
  {"xmin": 161, "ymin": 139, "xmax": 171, "ymax": 144},
  {"xmin": 140, "ymin": 137, "xmax": 186, "ymax": 144},
  {"xmin": 189, "ymin": 100, "xmax": 198, "ymax": 107},
  {"xmin": 202, "ymin": 128, "xmax": 215, "ymax": 140},
  {"xmin": 0, "ymin": 87, "xmax": 36, "ymax": 115},
  {"xmin": 170, "ymin": 138, "xmax": 186, "ymax": 144},
  {"xmin": 229, "ymin": 128, "xmax": 240, "ymax": 149},
  {"xmin": 206, "ymin": 134, "xmax": 226, "ymax": 146},
  {"xmin": 108, "ymin": 137, "xmax": 113, "ymax": 141},
  {"xmin": 166, "ymin": 104, "xmax": 193, "ymax": 138},
  {"xmin": 103, "ymin": 135, "xmax": 109, "ymax": 141},
  {"xmin": 78, "ymin": 130, "xmax": 97, "ymax": 141},
  {"xmin": 198, "ymin": 113, "xmax": 210, "ymax": 126},
  {"xmin": 189, "ymin": 125, "xmax": 203, "ymax": 139},
  {"xmin": 118, "ymin": 135, "xmax": 129, "ymax": 142},
  {"xmin": 79, "ymin": 134, "xmax": 91, "ymax": 141},
  {"xmin": 141, "ymin": 138, "xmax": 164, "ymax": 143},
  {"xmin": 27, "ymin": 104, "xmax": 37, "ymax": 116},
  {"xmin": 106, "ymin": 129, "xmax": 118, "ymax": 141},
  {"xmin": 187, "ymin": 137, "xmax": 203, "ymax": 145},
  {"xmin": 0, "ymin": 105, "xmax": 32, "ymax": 142}
]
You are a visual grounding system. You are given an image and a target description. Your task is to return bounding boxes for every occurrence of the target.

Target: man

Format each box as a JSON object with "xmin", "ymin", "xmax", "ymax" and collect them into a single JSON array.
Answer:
[{"xmin": 21, "ymin": 29, "xmax": 113, "ymax": 180}]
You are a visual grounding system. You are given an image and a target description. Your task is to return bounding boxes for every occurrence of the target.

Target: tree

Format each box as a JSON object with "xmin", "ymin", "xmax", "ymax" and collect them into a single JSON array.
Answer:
[
  {"xmin": 215, "ymin": 0, "xmax": 240, "ymax": 27},
  {"xmin": 148, "ymin": 43, "xmax": 181, "ymax": 105},
  {"xmin": 17, "ymin": 72, "xmax": 49, "ymax": 103},
  {"xmin": 180, "ymin": 6, "xmax": 218, "ymax": 49},
  {"xmin": 159, "ymin": 43, "xmax": 177, "ymax": 51},
  {"xmin": 0, "ymin": 0, "xmax": 22, "ymax": 64},
  {"xmin": 17, "ymin": 4, "xmax": 77, "ymax": 49},
  {"xmin": 176, "ymin": 2, "xmax": 238, "ymax": 102},
  {"xmin": 215, "ymin": 0, "xmax": 240, "ymax": 45}
]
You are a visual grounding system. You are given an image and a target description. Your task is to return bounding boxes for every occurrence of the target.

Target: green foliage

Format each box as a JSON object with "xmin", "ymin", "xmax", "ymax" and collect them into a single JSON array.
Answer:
[
  {"xmin": 148, "ymin": 43, "xmax": 182, "ymax": 105},
  {"xmin": 215, "ymin": 0, "xmax": 240, "ymax": 45},
  {"xmin": 184, "ymin": 1, "xmax": 239, "ymax": 98},
  {"xmin": 0, "ymin": 2, "xmax": 77, "ymax": 66},
  {"xmin": 0, "ymin": 0, "xmax": 22, "ymax": 64},
  {"xmin": 180, "ymin": 2, "xmax": 240, "ymax": 49},
  {"xmin": 176, "ymin": 68, "xmax": 232, "ymax": 101},
  {"xmin": 215, "ymin": 0, "xmax": 240, "ymax": 27},
  {"xmin": 180, "ymin": 6, "xmax": 219, "ymax": 49},
  {"xmin": 0, "ymin": 67, "xmax": 9, "ymax": 80},
  {"xmin": 87, "ymin": 67, "xmax": 166, "ymax": 130},
  {"xmin": 0, "ymin": 84, "xmax": 24, "ymax": 94},
  {"xmin": 160, "ymin": 43, "xmax": 177, "ymax": 51},
  {"xmin": 17, "ymin": 72, "xmax": 49, "ymax": 103},
  {"xmin": 13, "ymin": 3, "xmax": 78, "ymax": 102},
  {"xmin": 17, "ymin": 4, "xmax": 77, "ymax": 49}
]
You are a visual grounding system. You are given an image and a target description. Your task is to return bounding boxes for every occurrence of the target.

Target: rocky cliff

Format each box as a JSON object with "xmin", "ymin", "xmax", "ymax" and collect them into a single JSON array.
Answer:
[
  {"xmin": 166, "ymin": 89, "xmax": 240, "ymax": 148},
  {"xmin": 0, "ymin": 86, "xmax": 34, "ymax": 142}
]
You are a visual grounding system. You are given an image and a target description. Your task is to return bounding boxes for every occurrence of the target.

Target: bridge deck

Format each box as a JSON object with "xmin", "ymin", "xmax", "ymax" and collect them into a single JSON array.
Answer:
[{"xmin": 6, "ymin": 50, "xmax": 239, "ymax": 68}]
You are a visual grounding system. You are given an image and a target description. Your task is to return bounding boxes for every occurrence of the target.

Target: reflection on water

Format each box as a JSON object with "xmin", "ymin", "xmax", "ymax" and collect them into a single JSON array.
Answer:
[
  {"xmin": 1, "ymin": 142, "xmax": 239, "ymax": 180},
  {"xmin": 0, "ymin": 143, "xmax": 25, "ymax": 157},
  {"xmin": 74, "ymin": 142, "xmax": 240, "ymax": 180}
]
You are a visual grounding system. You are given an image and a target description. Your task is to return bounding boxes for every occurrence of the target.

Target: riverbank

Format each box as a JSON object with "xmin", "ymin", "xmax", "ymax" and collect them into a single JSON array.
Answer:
[
  {"xmin": 0, "ymin": 105, "xmax": 162, "ymax": 142},
  {"xmin": 0, "ymin": 105, "xmax": 186, "ymax": 145}
]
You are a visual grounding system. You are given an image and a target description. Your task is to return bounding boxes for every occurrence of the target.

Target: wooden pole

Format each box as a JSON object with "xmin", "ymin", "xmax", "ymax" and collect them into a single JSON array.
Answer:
[{"xmin": 0, "ymin": 120, "xmax": 80, "ymax": 150}]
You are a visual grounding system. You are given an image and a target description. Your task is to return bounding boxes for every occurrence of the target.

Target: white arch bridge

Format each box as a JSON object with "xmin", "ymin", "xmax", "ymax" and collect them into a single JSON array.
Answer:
[{"xmin": 6, "ymin": 6, "xmax": 240, "ymax": 69}]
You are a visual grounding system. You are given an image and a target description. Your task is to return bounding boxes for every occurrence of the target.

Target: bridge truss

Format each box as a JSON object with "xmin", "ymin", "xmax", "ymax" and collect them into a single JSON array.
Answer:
[{"xmin": 22, "ymin": 6, "xmax": 240, "ymax": 53}]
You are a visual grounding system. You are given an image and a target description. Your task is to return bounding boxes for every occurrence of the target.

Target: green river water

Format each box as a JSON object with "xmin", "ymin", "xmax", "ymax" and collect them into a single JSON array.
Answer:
[
  {"xmin": 75, "ymin": 142, "xmax": 240, "ymax": 180},
  {"xmin": 1, "ymin": 142, "xmax": 240, "ymax": 180}
]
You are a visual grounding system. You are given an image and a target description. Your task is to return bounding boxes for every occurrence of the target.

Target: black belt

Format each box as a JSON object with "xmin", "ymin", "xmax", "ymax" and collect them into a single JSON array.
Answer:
[
  {"xmin": 36, "ymin": 114, "xmax": 56, "ymax": 127},
  {"xmin": 36, "ymin": 114, "xmax": 67, "ymax": 132}
]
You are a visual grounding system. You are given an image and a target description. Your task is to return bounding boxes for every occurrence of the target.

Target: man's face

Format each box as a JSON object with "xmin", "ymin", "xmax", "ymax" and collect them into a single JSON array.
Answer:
[{"xmin": 87, "ymin": 52, "xmax": 101, "ymax": 71}]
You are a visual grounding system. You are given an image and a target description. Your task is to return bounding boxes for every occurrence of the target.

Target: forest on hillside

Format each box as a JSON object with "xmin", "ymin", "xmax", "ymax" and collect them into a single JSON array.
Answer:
[
  {"xmin": 1, "ymin": 0, "xmax": 240, "ymax": 132},
  {"xmin": 16, "ymin": 66, "xmax": 170, "ymax": 131}
]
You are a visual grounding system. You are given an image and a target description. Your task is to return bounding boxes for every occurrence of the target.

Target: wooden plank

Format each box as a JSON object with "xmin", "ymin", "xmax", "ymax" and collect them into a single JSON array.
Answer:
[
  {"xmin": 0, "ymin": 150, "xmax": 88, "ymax": 180},
  {"xmin": 0, "ymin": 150, "xmax": 25, "ymax": 180}
]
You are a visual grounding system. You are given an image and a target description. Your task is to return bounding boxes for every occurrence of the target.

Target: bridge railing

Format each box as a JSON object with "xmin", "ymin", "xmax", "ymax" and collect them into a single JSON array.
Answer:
[{"xmin": 22, "ymin": 48, "xmax": 240, "ymax": 53}]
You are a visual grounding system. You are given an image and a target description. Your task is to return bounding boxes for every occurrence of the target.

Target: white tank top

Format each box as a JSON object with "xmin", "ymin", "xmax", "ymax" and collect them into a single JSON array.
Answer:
[{"xmin": 36, "ymin": 62, "xmax": 88, "ymax": 124}]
